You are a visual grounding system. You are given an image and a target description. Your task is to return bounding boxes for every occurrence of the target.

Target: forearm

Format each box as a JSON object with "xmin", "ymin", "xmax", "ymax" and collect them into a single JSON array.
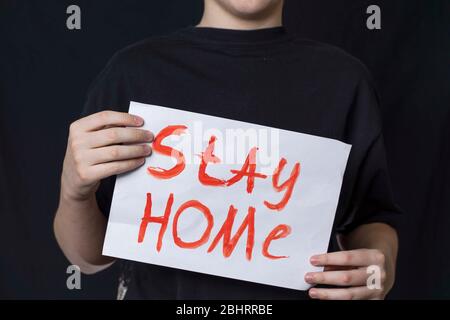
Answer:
[
  {"xmin": 341, "ymin": 222, "xmax": 398, "ymax": 292},
  {"xmin": 54, "ymin": 111, "xmax": 150, "ymax": 274},
  {"xmin": 54, "ymin": 192, "xmax": 115, "ymax": 274}
]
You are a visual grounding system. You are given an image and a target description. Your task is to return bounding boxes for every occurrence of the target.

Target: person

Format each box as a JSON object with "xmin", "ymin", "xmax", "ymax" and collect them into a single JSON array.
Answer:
[{"xmin": 54, "ymin": 0, "xmax": 400, "ymax": 300}]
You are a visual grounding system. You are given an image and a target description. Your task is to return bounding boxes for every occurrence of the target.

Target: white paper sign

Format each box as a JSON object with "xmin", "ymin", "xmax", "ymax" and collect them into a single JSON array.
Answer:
[{"xmin": 103, "ymin": 101, "xmax": 351, "ymax": 291}]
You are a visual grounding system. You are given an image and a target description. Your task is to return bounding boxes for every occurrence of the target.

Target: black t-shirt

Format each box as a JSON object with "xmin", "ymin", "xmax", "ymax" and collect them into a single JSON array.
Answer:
[{"xmin": 83, "ymin": 26, "xmax": 401, "ymax": 299}]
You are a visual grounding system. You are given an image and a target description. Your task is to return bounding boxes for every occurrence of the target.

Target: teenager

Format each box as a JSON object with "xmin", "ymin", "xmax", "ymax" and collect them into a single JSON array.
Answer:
[{"xmin": 54, "ymin": 0, "xmax": 400, "ymax": 300}]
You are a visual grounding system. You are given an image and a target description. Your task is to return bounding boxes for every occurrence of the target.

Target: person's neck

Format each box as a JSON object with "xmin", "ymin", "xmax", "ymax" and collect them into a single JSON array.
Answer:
[{"xmin": 197, "ymin": 2, "xmax": 283, "ymax": 30}]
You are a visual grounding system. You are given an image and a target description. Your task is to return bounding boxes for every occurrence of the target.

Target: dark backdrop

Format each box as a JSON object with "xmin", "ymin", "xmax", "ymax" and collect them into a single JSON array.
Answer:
[{"xmin": 0, "ymin": 0, "xmax": 449, "ymax": 299}]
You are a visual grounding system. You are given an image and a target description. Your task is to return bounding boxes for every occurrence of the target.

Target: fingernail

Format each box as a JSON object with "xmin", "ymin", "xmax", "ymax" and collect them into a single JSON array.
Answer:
[
  {"xmin": 145, "ymin": 145, "xmax": 152, "ymax": 155},
  {"xmin": 305, "ymin": 273, "xmax": 314, "ymax": 283},
  {"xmin": 310, "ymin": 256, "xmax": 320, "ymax": 266},
  {"xmin": 135, "ymin": 116, "xmax": 144, "ymax": 125},
  {"xmin": 309, "ymin": 289, "xmax": 318, "ymax": 299},
  {"xmin": 146, "ymin": 131, "xmax": 154, "ymax": 141}
]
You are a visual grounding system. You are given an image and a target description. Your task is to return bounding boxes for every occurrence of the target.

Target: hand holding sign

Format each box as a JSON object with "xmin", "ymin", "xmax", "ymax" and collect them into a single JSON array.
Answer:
[
  {"xmin": 61, "ymin": 111, "xmax": 153, "ymax": 202},
  {"xmin": 103, "ymin": 102, "xmax": 351, "ymax": 290}
]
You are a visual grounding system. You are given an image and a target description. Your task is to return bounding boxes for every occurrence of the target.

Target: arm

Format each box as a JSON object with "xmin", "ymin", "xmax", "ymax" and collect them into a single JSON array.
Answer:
[
  {"xmin": 341, "ymin": 222, "xmax": 398, "ymax": 293},
  {"xmin": 54, "ymin": 193, "xmax": 113, "ymax": 274},
  {"xmin": 54, "ymin": 111, "xmax": 153, "ymax": 274},
  {"xmin": 305, "ymin": 222, "xmax": 398, "ymax": 300}
]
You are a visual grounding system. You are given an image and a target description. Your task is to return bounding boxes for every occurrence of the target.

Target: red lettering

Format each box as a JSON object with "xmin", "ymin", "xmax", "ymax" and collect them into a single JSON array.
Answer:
[
  {"xmin": 264, "ymin": 158, "xmax": 300, "ymax": 211},
  {"xmin": 173, "ymin": 200, "xmax": 214, "ymax": 249},
  {"xmin": 147, "ymin": 125, "xmax": 187, "ymax": 179},
  {"xmin": 138, "ymin": 193, "xmax": 174, "ymax": 252},
  {"xmin": 139, "ymin": 132, "xmax": 300, "ymax": 262},
  {"xmin": 262, "ymin": 224, "xmax": 291, "ymax": 260},
  {"xmin": 227, "ymin": 147, "xmax": 267, "ymax": 193},
  {"xmin": 207, "ymin": 205, "xmax": 255, "ymax": 261},
  {"xmin": 198, "ymin": 135, "xmax": 227, "ymax": 186}
]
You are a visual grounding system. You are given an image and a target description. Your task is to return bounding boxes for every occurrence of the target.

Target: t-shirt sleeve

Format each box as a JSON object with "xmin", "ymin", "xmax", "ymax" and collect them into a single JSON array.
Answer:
[
  {"xmin": 81, "ymin": 53, "xmax": 131, "ymax": 217},
  {"xmin": 338, "ymin": 133, "xmax": 402, "ymax": 233},
  {"xmin": 336, "ymin": 69, "xmax": 402, "ymax": 234}
]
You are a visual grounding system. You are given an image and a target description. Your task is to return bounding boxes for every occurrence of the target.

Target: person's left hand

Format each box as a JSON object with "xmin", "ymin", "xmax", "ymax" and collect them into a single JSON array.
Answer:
[{"xmin": 305, "ymin": 249, "xmax": 387, "ymax": 300}]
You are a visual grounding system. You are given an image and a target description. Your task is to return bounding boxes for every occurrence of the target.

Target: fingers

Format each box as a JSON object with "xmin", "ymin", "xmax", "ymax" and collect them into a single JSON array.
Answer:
[
  {"xmin": 89, "ymin": 158, "xmax": 147, "ymax": 181},
  {"xmin": 73, "ymin": 110, "xmax": 144, "ymax": 132},
  {"xmin": 323, "ymin": 265, "xmax": 355, "ymax": 271},
  {"xmin": 63, "ymin": 111, "xmax": 154, "ymax": 200},
  {"xmin": 87, "ymin": 127, "xmax": 154, "ymax": 148},
  {"xmin": 88, "ymin": 144, "xmax": 152, "ymax": 165},
  {"xmin": 305, "ymin": 268, "xmax": 368, "ymax": 287},
  {"xmin": 306, "ymin": 249, "xmax": 388, "ymax": 300},
  {"xmin": 311, "ymin": 249, "xmax": 385, "ymax": 267},
  {"xmin": 309, "ymin": 286, "xmax": 382, "ymax": 300}
]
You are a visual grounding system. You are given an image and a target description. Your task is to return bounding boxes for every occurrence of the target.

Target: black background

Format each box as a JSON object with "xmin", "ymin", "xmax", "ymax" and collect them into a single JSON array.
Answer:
[{"xmin": 0, "ymin": 0, "xmax": 449, "ymax": 299}]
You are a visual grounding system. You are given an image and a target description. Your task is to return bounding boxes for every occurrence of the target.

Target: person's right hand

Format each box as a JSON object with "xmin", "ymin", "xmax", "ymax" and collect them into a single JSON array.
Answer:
[{"xmin": 61, "ymin": 110, "xmax": 154, "ymax": 202}]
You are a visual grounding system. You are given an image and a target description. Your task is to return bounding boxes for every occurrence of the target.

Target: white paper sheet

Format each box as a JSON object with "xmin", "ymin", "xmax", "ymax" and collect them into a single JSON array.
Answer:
[{"xmin": 103, "ymin": 101, "xmax": 351, "ymax": 291}]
